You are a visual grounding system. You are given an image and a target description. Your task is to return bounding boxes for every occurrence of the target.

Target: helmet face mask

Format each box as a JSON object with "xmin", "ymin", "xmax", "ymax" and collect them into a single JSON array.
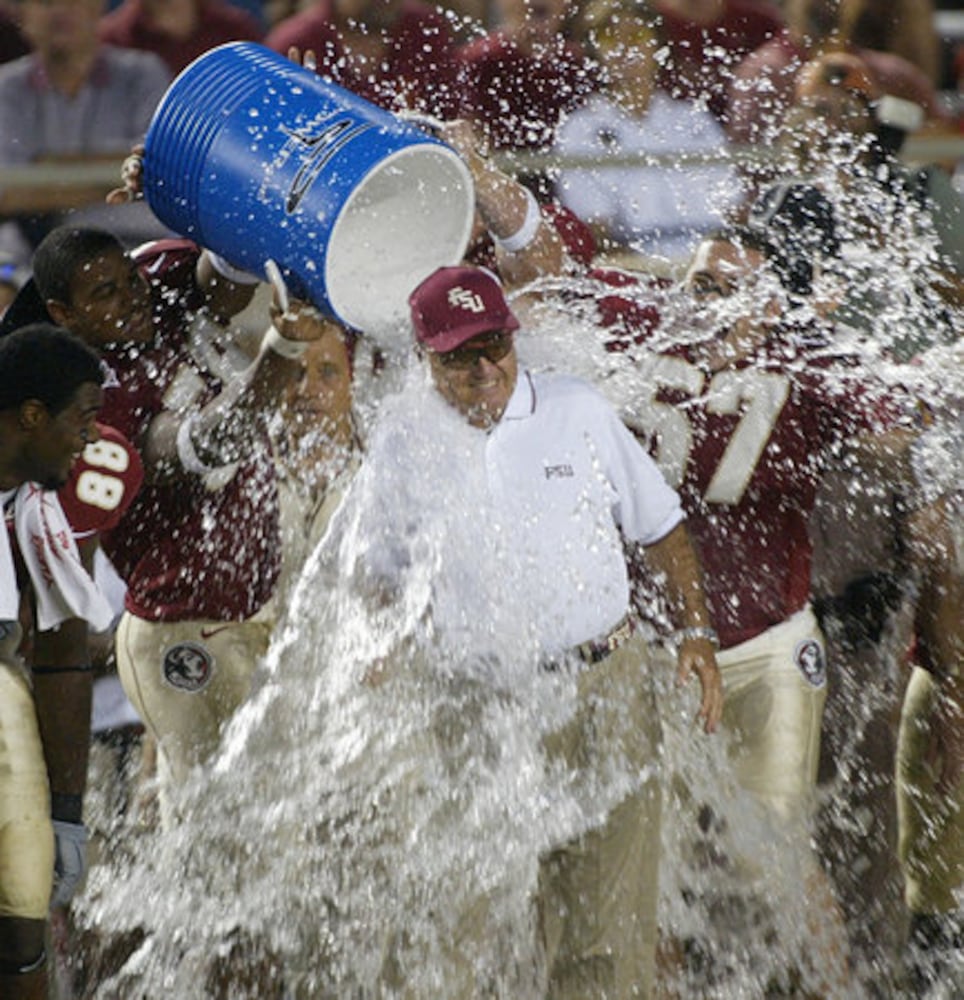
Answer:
[{"xmin": 749, "ymin": 182, "xmax": 840, "ymax": 299}]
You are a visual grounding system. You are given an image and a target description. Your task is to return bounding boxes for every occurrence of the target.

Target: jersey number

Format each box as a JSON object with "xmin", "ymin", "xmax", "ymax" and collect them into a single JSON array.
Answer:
[
  {"xmin": 75, "ymin": 440, "xmax": 129, "ymax": 512},
  {"xmin": 635, "ymin": 356, "xmax": 790, "ymax": 504}
]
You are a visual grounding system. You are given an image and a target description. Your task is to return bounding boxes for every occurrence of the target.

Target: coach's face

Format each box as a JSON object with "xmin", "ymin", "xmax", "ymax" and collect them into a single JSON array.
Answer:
[
  {"xmin": 427, "ymin": 330, "xmax": 518, "ymax": 430},
  {"xmin": 48, "ymin": 246, "xmax": 154, "ymax": 349}
]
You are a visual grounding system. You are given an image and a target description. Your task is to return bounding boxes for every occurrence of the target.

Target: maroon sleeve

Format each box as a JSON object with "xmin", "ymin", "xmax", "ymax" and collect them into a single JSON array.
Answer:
[{"xmin": 58, "ymin": 424, "xmax": 144, "ymax": 537}]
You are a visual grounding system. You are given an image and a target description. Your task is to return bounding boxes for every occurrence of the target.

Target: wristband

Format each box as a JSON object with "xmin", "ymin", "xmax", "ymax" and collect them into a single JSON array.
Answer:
[
  {"xmin": 206, "ymin": 251, "xmax": 261, "ymax": 286},
  {"xmin": 176, "ymin": 413, "xmax": 228, "ymax": 476},
  {"xmin": 51, "ymin": 792, "xmax": 83, "ymax": 823},
  {"xmin": 261, "ymin": 324, "xmax": 308, "ymax": 360},
  {"xmin": 493, "ymin": 188, "xmax": 542, "ymax": 253},
  {"xmin": 675, "ymin": 626, "xmax": 720, "ymax": 649}
]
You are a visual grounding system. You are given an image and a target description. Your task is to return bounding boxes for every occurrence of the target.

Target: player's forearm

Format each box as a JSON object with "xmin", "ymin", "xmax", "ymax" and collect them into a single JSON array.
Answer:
[
  {"xmin": 460, "ymin": 143, "xmax": 565, "ymax": 284},
  {"xmin": 195, "ymin": 251, "xmax": 259, "ymax": 324},
  {"xmin": 642, "ymin": 522, "xmax": 714, "ymax": 633},
  {"xmin": 142, "ymin": 336, "xmax": 303, "ymax": 481},
  {"xmin": 31, "ymin": 618, "xmax": 93, "ymax": 811}
]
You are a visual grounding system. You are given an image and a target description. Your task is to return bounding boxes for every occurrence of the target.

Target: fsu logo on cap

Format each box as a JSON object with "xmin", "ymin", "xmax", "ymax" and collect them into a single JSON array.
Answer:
[
  {"xmin": 447, "ymin": 286, "xmax": 485, "ymax": 313},
  {"xmin": 162, "ymin": 641, "xmax": 214, "ymax": 692},
  {"xmin": 793, "ymin": 638, "xmax": 826, "ymax": 688}
]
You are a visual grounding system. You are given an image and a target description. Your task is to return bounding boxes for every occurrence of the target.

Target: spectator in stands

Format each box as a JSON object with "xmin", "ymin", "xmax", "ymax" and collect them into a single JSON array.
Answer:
[
  {"xmin": 455, "ymin": 0, "xmax": 599, "ymax": 155},
  {"xmin": 653, "ymin": 0, "xmax": 784, "ymax": 125},
  {"xmin": 0, "ymin": 2, "xmax": 30, "ymax": 64},
  {"xmin": 0, "ymin": 255, "xmax": 23, "ymax": 317},
  {"xmin": 775, "ymin": 51, "xmax": 962, "ymax": 354},
  {"xmin": 554, "ymin": 0, "xmax": 738, "ymax": 261},
  {"xmin": 727, "ymin": 0, "xmax": 943, "ymax": 148},
  {"xmin": 266, "ymin": 0, "xmax": 461, "ymax": 119},
  {"xmin": 0, "ymin": 0, "xmax": 171, "ymax": 267},
  {"xmin": 99, "ymin": 0, "xmax": 264, "ymax": 75},
  {"xmin": 843, "ymin": 0, "xmax": 941, "ymax": 88}
]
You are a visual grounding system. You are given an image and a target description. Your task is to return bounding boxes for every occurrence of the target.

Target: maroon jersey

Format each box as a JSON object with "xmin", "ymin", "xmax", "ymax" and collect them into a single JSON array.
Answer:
[
  {"xmin": 266, "ymin": 0, "xmax": 459, "ymax": 119},
  {"xmin": 456, "ymin": 31, "xmax": 598, "ymax": 151},
  {"xmin": 98, "ymin": 241, "xmax": 280, "ymax": 623},
  {"xmin": 58, "ymin": 423, "xmax": 144, "ymax": 539},
  {"xmin": 655, "ymin": 0, "xmax": 783, "ymax": 123},
  {"xmin": 99, "ymin": 0, "xmax": 264, "ymax": 75},
  {"xmin": 629, "ymin": 326, "xmax": 904, "ymax": 648},
  {"xmin": 727, "ymin": 32, "xmax": 943, "ymax": 145}
]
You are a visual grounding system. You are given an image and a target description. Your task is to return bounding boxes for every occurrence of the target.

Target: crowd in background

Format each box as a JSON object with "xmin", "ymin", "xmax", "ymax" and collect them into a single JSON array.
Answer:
[
  {"xmin": 0, "ymin": 2, "xmax": 960, "ymax": 999},
  {"xmin": 0, "ymin": 0, "xmax": 961, "ymax": 279}
]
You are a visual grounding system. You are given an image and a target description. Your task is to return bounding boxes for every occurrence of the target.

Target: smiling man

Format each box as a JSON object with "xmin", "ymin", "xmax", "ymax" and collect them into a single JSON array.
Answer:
[
  {"xmin": 23, "ymin": 225, "xmax": 330, "ymax": 827},
  {"xmin": 0, "ymin": 323, "xmax": 107, "ymax": 1000},
  {"xmin": 409, "ymin": 264, "xmax": 722, "ymax": 999}
]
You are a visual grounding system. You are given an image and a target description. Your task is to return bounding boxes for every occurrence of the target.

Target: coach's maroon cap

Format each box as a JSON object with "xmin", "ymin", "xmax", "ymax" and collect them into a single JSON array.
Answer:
[{"xmin": 409, "ymin": 266, "xmax": 519, "ymax": 353}]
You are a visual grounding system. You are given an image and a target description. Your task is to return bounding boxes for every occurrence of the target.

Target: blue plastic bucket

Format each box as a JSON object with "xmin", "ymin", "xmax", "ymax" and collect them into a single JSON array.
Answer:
[{"xmin": 143, "ymin": 42, "xmax": 474, "ymax": 334}]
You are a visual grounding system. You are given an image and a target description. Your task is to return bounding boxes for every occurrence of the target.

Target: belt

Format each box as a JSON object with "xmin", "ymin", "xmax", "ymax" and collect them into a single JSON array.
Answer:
[{"xmin": 542, "ymin": 613, "xmax": 637, "ymax": 672}]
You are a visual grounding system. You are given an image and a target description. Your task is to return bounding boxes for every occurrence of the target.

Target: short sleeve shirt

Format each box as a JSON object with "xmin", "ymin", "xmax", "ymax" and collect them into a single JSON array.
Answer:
[
  {"xmin": 266, "ymin": 0, "xmax": 460, "ymax": 118},
  {"xmin": 0, "ymin": 46, "xmax": 170, "ymax": 165},
  {"xmin": 487, "ymin": 371, "xmax": 683, "ymax": 651}
]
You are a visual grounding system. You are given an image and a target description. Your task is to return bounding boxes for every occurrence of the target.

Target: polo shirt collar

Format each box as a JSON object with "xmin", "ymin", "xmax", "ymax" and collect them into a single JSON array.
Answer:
[{"xmin": 500, "ymin": 369, "xmax": 536, "ymax": 422}]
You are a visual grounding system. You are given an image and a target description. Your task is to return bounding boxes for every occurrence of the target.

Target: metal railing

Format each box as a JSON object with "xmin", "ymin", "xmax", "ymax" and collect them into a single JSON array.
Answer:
[{"xmin": 0, "ymin": 135, "xmax": 960, "ymax": 195}]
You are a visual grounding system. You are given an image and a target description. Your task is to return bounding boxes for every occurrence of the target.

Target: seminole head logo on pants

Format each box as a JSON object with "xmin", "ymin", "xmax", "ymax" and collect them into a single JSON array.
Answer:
[{"xmin": 162, "ymin": 641, "xmax": 215, "ymax": 692}]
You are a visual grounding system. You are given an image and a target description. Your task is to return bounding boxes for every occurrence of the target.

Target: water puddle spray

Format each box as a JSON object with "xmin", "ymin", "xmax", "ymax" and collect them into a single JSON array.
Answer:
[{"xmin": 78, "ymin": 191, "xmax": 958, "ymax": 996}]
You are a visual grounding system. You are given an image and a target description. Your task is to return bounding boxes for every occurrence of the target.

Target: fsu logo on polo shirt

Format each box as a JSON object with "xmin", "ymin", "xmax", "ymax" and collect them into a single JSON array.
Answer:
[
  {"xmin": 793, "ymin": 638, "xmax": 826, "ymax": 688},
  {"xmin": 162, "ymin": 641, "xmax": 214, "ymax": 692}
]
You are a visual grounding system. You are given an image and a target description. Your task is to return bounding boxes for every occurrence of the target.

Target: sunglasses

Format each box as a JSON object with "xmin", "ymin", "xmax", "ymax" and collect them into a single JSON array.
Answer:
[{"xmin": 436, "ymin": 331, "xmax": 515, "ymax": 368}]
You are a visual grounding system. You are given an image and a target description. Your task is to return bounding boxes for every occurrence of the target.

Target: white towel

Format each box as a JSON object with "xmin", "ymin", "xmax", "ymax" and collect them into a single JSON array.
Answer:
[
  {"xmin": 13, "ymin": 484, "xmax": 114, "ymax": 633},
  {"xmin": 0, "ymin": 488, "xmax": 19, "ymax": 621}
]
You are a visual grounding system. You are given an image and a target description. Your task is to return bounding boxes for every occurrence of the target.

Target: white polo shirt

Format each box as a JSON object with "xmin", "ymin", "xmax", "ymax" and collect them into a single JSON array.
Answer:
[{"xmin": 488, "ymin": 371, "xmax": 683, "ymax": 652}]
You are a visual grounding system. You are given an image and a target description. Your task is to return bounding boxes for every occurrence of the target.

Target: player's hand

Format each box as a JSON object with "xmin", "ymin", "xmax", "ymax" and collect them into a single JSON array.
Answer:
[
  {"xmin": 106, "ymin": 143, "xmax": 145, "ymax": 204},
  {"xmin": 677, "ymin": 639, "xmax": 723, "ymax": 734},
  {"xmin": 50, "ymin": 820, "xmax": 89, "ymax": 909},
  {"xmin": 287, "ymin": 46, "xmax": 317, "ymax": 72},
  {"xmin": 269, "ymin": 296, "xmax": 326, "ymax": 343}
]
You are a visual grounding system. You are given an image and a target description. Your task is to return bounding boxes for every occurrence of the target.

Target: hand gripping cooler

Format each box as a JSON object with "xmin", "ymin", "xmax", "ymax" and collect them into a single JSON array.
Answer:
[{"xmin": 142, "ymin": 42, "xmax": 474, "ymax": 336}]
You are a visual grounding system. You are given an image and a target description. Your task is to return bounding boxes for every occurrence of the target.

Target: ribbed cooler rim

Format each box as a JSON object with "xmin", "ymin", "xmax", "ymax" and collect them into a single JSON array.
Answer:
[{"xmin": 144, "ymin": 44, "xmax": 283, "ymax": 237}]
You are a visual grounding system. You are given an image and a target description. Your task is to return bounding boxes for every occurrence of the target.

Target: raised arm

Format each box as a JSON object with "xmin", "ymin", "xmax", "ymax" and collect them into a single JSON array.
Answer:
[
  {"xmin": 143, "ymin": 298, "xmax": 327, "ymax": 481},
  {"xmin": 438, "ymin": 119, "xmax": 566, "ymax": 286}
]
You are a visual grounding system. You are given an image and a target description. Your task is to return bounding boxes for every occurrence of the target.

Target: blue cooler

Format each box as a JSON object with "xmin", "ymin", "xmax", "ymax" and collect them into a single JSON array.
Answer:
[{"xmin": 143, "ymin": 42, "xmax": 474, "ymax": 335}]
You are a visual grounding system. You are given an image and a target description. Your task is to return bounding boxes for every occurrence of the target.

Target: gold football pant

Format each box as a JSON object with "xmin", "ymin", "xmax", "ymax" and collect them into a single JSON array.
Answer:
[
  {"xmin": 719, "ymin": 606, "xmax": 827, "ymax": 821},
  {"xmin": 897, "ymin": 666, "xmax": 964, "ymax": 915},
  {"xmin": 538, "ymin": 634, "xmax": 663, "ymax": 1000},
  {"xmin": 0, "ymin": 632, "xmax": 54, "ymax": 919},
  {"xmin": 115, "ymin": 612, "xmax": 272, "ymax": 822}
]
